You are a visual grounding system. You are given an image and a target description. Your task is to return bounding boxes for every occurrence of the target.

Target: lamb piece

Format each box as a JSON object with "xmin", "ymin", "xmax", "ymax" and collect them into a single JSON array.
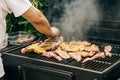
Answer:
[
  {"xmin": 68, "ymin": 52, "xmax": 82, "ymax": 62},
  {"xmin": 82, "ymin": 52, "xmax": 105, "ymax": 63},
  {"xmin": 55, "ymin": 48, "xmax": 70, "ymax": 59},
  {"xmin": 42, "ymin": 51, "xmax": 62, "ymax": 61}
]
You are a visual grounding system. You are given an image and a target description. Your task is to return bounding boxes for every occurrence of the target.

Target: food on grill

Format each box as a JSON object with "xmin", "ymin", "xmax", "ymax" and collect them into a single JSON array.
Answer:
[
  {"xmin": 55, "ymin": 47, "xmax": 70, "ymax": 59},
  {"xmin": 21, "ymin": 42, "xmax": 52, "ymax": 54},
  {"xmin": 69, "ymin": 52, "xmax": 82, "ymax": 62},
  {"xmin": 59, "ymin": 41, "xmax": 99, "ymax": 52},
  {"xmin": 42, "ymin": 51, "xmax": 62, "ymax": 61},
  {"xmin": 79, "ymin": 51, "xmax": 96, "ymax": 57},
  {"xmin": 21, "ymin": 36, "xmax": 112, "ymax": 62},
  {"xmin": 82, "ymin": 45, "xmax": 112, "ymax": 63},
  {"xmin": 59, "ymin": 42, "xmax": 85, "ymax": 52},
  {"xmin": 84, "ymin": 44, "xmax": 100, "ymax": 52},
  {"xmin": 21, "ymin": 36, "xmax": 63, "ymax": 54},
  {"xmin": 104, "ymin": 45, "xmax": 112, "ymax": 57},
  {"xmin": 82, "ymin": 52, "xmax": 105, "ymax": 63}
]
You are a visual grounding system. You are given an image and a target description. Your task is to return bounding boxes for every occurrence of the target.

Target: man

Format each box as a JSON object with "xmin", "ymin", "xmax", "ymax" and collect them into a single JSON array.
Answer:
[{"xmin": 0, "ymin": 0, "xmax": 59, "ymax": 79}]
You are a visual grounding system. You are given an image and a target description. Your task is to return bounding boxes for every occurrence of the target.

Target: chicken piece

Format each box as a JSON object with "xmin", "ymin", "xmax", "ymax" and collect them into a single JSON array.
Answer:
[
  {"xmin": 69, "ymin": 41, "xmax": 91, "ymax": 46},
  {"xmin": 42, "ymin": 51, "xmax": 62, "ymax": 61},
  {"xmin": 104, "ymin": 45, "xmax": 112, "ymax": 57},
  {"xmin": 104, "ymin": 45, "xmax": 112, "ymax": 52},
  {"xmin": 82, "ymin": 45, "xmax": 112, "ymax": 63},
  {"xmin": 68, "ymin": 45, "xmax": 85, "ymax": 51},
  {"xmin": 59, "ymin": 42, "xmax": 69, "ymax": 50},
  {"xmin": 21, "ymin": 43, "xmax": 47, "ymax": 54},
  {"xmin": 82, "ymin": 52, "xmax": 106, "ymax": 63},
  {"xmin": 21, "ymin": 36, "xmax": 63, "ymax": 54},
  {"xmin": 60, "ymin": 42, "xmax": 85, "ymax": 52},
  {"xmin": 68, "ymin": 52, "xmax": 82, "ymax": 62},
  {"xmin": 79, "ymin": 51, "xmax": 95, "ymax": 57},
  {"xmin": 55, "ymin": 48, "xmax": 70, "ymax": 59},
  {"xmin": 84, "ymin": 44, "xmax": 100, "ymax": 52}
]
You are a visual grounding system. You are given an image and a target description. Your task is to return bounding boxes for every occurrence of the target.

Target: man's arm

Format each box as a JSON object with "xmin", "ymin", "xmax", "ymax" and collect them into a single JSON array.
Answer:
[{"xmin": 22, "ymin": 6, "xmax": 54, "ymax": 38}]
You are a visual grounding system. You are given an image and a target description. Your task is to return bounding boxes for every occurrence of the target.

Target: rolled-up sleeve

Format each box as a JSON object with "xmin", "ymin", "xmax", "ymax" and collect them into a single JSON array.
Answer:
[{"xmin": 6, "ymin": 0, "xmax": 32, "ymax": 17}]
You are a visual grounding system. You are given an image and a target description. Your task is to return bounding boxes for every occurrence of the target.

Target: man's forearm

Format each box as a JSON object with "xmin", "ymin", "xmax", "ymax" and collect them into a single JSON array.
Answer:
[
  {"xmin": 22, "ymin": 6, "xmax": 53, "ymax": 37},
  {"xmin": 30, "ymin": 18, "xmax": 53, "ymax": 38}
]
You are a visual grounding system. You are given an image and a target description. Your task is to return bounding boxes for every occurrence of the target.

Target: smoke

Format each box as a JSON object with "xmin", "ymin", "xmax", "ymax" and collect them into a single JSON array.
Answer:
[{"xmin": 52, "ymin": 0, "xmax": 101, "ymax": 41}]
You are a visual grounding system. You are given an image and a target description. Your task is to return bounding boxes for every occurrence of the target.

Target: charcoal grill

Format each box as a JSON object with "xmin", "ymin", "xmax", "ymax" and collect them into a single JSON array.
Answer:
[
  {"xmin": 1, "ymin": 0, "xmax": 120, "ymax": 80},
  {"xmin": 1, "ymin": 34, "xmax": 120, "ymax": 80}
]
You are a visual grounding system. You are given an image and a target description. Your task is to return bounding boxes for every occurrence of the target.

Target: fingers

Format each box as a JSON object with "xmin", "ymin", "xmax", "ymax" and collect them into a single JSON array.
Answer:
[{"xmin": 51, "ymin": 27, "xmax": 60, "ymax": 37}]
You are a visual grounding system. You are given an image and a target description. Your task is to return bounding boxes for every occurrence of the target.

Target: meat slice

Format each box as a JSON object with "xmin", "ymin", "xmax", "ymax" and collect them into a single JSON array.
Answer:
[
  {"xmin": 21, "ymin": 36, "xmax": 63, "ymax": 54},
  {"xmin": 69, "ymin": 52, "xmax": 82, "ymax": 62},
  {"xmin": 55, "ymin": 48, "xmax": 70, "ymax": 59},
  {"xmin": 84, "ymin": 44, "xmax": 100, "ymax": 52},
  {"xmin": 104, "ymin": 45, "xmax": 112, "ymax": 57},
  {"xmin": 82, "ymin": 45, "xmax": 112, "ymax": 63},
  {"xmin": 82, "ymin": 52, "xmax": 105, "ymax": 63},
  {"xmin": 69, "ymin": 41, "xmax": 91, "ymax": 46},
  {"xmin": 79, "ymin": 51, "xmax": 96, "ymax": 57},
  {"xmin": 21, "ymin": 43, "xmax": 47, "ymax": 54},
  {"xmin": 59, "ymin": 42, "xmax": 85, "ymax": 52},
  {"xmin": 42, "ymin": 51, "xmax": 62, "ymax": 61}
]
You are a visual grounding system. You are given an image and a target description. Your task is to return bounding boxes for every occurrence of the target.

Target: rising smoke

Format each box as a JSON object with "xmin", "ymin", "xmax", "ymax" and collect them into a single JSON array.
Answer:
[{"xmin": 52, "ymin": 0, "xmax": 101, "ymax": 41}]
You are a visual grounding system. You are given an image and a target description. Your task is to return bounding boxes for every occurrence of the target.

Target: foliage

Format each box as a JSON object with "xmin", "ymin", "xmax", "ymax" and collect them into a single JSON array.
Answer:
[{"xmin": 6, "ymin": 0, "xmax": 48, "ymax": 40}]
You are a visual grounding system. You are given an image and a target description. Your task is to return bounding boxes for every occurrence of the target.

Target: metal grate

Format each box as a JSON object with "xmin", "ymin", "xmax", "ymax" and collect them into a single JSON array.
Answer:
[{"xmin": 4, "ymin": 43, "xmax": 120, "ymax": 72}]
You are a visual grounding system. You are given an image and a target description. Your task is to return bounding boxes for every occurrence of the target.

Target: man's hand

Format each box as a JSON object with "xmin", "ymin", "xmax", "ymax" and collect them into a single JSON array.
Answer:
[{"xmin": 51, "ymin": 27, "xmax": 60, "ymax": 37}]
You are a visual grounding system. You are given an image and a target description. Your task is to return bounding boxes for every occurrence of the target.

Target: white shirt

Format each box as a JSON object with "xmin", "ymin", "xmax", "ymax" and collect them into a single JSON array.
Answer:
[{"xmin": 0, "ymin": 0, "xmax": 32, "ymax": 78}]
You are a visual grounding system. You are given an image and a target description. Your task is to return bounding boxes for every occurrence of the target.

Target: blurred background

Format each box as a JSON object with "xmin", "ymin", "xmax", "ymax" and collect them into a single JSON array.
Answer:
[{"xmin": 6, "ymin": 0, "xmax": 120, "ymax": 40}]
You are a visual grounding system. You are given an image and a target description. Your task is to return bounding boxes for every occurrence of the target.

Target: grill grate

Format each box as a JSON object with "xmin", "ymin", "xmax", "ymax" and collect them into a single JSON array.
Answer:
[
  {"xmin": 73, "ymin": 61, "xmax": 111, "ymax": 72},
  {"xmin": 2, "ymin": 40, "xmax": 120, "ymax": 72}
]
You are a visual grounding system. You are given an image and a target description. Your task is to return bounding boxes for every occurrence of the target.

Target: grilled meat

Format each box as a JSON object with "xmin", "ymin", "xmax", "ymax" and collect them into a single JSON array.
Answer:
[
  {"xmin": 59, "ymin": 42, "xmax": 85, "ymax": 52},
  {"xmin": 82, "ymin": 45, "xmax": 112, "ymax": 63},
  {"xmin": 82, "ymin": 52, "xmax": 105, "ymax": 63},
  {"xmin": 21, "ymin": 43, "xmax": 48, "ymax": 54},
  {"xmin": 79, "ymin": 51, "xmax": 96, "ymax": 57},
  {"xmin": 55, "ymin": 47, "xmax": 70, "ymax": 59},
  {"xmin": 42, "ymin": 51, "xmax": 62, "ymax": 61},
  {"xmin": 104, "ymin": 45, "xmax": 112, "ymax": 57},
  {"xmin": 21, "ymin": 36, "xmax": 63, "ymax": 54},
  {"xmin": 84, "ymin": 44, "xmax": 100, "ymax": 52},
  {"xmin": 21, "ymin": 36, "xmax": 112, "ymax": 62},
  {"xmin": 69, "ymin": 52, "xmax": 82, "ymax": 62}
]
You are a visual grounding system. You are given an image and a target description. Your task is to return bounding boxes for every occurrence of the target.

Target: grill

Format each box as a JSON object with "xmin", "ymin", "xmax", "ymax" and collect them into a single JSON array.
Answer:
[
  {"xmin": 2, "ymin": 35, "xmax": 120, "ymax": 80},
  {"xmin": 2, "ymin": 0, "xmax": 120, "ymax": 80}
]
